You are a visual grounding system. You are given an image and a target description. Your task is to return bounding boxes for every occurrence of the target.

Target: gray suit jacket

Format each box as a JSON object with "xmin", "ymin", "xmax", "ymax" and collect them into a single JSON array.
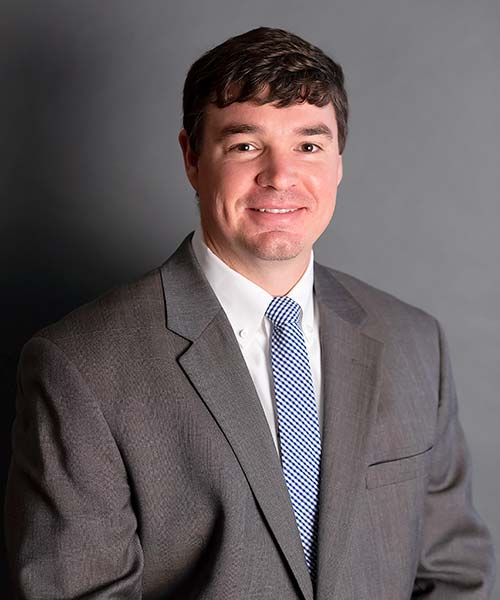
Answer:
[{"xmin": 5, "ymin": 233, "xmax": 495, "ymax": 599}]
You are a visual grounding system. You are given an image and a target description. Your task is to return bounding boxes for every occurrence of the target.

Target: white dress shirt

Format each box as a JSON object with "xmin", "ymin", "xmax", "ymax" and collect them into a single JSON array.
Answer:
[{"xmin": 191, "ymin": 228, "xmax": 322, "ymax": 453}]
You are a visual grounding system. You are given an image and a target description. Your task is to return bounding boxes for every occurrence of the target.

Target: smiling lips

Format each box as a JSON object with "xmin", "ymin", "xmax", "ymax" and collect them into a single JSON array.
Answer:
[{"xmin": 252, "ymin": 208, "xmax": 300, "ymax": 213}]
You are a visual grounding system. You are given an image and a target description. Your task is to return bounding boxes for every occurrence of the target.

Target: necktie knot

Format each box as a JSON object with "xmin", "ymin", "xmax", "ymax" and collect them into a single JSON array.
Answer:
[{"xmin": 265, "ymin": 296, "xmax": 302, "ymax": 327}]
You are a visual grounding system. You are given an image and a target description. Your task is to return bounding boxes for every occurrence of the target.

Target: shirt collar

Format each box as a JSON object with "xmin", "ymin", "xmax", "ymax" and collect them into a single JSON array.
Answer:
[{"xmin": 191, "ymin": 227, "xmax": 315, "ymax": 347}]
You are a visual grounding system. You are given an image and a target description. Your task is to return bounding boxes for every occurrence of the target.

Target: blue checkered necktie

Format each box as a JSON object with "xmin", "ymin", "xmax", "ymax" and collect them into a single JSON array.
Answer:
[{"xmin": 266, "ymin": 295, "xmax": 322, "ymax": 582}]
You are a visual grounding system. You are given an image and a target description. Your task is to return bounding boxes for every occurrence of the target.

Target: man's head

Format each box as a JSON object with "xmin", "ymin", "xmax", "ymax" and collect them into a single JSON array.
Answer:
[
  {"xmin": 179, "ymin": 28, "xmax": 347, "ymax": 286},
  {"xmin": 182, "ymin": 27, "xmax": 348, "ymax": 158}
]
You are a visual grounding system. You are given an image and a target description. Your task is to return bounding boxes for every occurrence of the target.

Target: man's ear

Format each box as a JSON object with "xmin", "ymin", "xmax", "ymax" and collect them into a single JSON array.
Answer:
[
  {"xmin": 178, "ymin": 129, "xmax": 199, "ymax": 192},
  {"xmin": 337, "ymin": 154, "xmax": 343, "ymax": 186}
]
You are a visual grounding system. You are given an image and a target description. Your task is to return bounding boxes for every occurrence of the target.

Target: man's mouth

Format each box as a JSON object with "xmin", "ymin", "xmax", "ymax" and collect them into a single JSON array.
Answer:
[{"xmin": 251, "ymin": 208, "xmax": 300, "ymax": 214}]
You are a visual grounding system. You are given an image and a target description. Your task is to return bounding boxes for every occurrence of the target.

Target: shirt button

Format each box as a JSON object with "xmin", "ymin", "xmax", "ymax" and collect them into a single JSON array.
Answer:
[{"xmin": 238, "ymin": 328, "xmax": 248, "ymax": 339}]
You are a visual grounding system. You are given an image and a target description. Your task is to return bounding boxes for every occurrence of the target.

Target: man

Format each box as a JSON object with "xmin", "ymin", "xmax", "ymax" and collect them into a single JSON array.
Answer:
[{"xmin": 5, "ymin": 27, "xmax": 495, "ymax": 599}]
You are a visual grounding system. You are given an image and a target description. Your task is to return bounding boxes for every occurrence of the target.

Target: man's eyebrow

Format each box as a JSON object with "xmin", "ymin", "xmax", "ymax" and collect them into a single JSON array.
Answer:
[
  {"xmin": 216, "ymin": 123, "xmax": 265, "ymax": 141},
  {"xmin": 294, "ymin": 124, "xmax": 334, "ymax": 139},
  {"xmin": 216, "ymin": 122, "xmax": 334, "ymax": 141}
]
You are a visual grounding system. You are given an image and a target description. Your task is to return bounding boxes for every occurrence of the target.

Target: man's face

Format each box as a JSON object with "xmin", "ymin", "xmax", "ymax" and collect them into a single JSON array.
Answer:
[{"xmin": 179, "ymin": 99, "xmax": 343, "ymax": 276}]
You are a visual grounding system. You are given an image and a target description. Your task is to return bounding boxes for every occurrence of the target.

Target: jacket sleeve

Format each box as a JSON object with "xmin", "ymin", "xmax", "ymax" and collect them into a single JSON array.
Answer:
[
  {"xmin": 5, "ymin": 336, "xmax": 144, "ymax": 599},
  {"xmin": 412, "ymin": 320, "xmax": 496, "ymax": 598}
]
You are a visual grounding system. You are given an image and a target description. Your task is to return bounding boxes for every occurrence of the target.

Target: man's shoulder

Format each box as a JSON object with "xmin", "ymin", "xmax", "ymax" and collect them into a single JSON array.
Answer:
[{"xmin": 33, "ymin": 267, "xmax": 165, "ymax": 353}]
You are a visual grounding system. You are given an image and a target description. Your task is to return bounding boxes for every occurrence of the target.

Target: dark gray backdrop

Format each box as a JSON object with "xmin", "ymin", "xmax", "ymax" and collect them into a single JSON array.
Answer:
[{"xmin": 1, "ymin": 0, "xmax": 498, "ymax": 595}]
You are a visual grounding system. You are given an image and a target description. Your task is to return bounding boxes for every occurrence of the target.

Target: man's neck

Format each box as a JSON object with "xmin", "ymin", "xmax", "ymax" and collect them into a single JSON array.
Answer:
[
  {"xmin": 232, "ymin": 259, "xmax": 310, "ymax": 296},
  {"xmin": 209, "ymin": 246, "xmax": 310, "ymax": 296},
  {"xmin": 201, "ymin": 236, "xmax": 311, "ymax": 297}
]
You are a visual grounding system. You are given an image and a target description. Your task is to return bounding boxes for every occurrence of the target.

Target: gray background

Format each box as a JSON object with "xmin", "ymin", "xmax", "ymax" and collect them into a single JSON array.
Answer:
[{"xmin": 1, "ymin": 0, "xmax": 498, "ymax": 595}]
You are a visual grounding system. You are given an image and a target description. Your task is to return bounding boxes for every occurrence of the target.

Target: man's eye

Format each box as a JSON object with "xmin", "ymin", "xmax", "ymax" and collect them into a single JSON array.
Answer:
[
  {"xmin": 299, "ymin": 142, "xmax": 320, "ymax": 153},
  {"xmin": 230, "ymin": 143, "xmax": 256, "ymax": 152}
]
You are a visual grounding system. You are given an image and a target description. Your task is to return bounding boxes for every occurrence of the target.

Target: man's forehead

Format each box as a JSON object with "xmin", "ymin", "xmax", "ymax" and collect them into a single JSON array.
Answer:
[{"xmin": 204, "ymin": 100, "xmax": 338, "ymax": 135}]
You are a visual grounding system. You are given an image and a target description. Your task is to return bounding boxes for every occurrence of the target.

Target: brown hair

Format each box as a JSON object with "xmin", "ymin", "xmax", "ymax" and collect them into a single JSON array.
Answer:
[{"xmin": 182, "ymin": 27, "xmax": 349, "ymax": 155}]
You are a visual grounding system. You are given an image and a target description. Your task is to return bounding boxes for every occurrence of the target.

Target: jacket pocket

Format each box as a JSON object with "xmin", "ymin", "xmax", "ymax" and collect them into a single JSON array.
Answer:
[{"xmin": 366, "ymin": 446, "xmax": 433, "ymax": 489}]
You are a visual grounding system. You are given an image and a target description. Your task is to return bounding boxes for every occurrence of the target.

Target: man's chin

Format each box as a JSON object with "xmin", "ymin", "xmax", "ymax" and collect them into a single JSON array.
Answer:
[{"xmin": 243, "ymin": 233, "xmax": 306, "ymax": 262}]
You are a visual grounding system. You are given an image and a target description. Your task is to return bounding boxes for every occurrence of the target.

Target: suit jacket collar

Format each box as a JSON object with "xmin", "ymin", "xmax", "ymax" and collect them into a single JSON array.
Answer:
[
  {"xmin": 313, "ymin": 261, "xmax": 368, "ymax": 327},
  {"xmin": 160, "ymin": 232, "xmax": 221, "ymax": 340},
  {"xmin": 160, "ymin": 233, "xmax": 384, "ymax": 600},
  {"xmin": 161, "ymin": 233, "xmax": 369, "ymax": 339}
]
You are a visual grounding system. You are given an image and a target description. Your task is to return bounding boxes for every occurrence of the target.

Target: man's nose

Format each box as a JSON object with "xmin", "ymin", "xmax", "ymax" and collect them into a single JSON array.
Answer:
[{"xmin": 255, "ymin": 151, "xmax": 297, "ymax": 190}]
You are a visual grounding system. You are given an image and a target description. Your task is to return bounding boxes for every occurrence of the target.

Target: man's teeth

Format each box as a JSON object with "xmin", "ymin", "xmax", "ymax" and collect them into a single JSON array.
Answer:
[{"xmin": 255, "ymin": 208, "xmax": 298, "ymax": 213}]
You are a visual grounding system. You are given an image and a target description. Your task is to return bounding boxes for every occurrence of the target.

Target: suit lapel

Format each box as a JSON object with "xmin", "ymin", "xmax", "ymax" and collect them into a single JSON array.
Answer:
[
  {"xmin": 313, "ymin": 264, "xmax": 384, "ymax": 600},
  {"xmin": 160, "ymin": 235, "xmax": 314, "ymax": 600}
]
